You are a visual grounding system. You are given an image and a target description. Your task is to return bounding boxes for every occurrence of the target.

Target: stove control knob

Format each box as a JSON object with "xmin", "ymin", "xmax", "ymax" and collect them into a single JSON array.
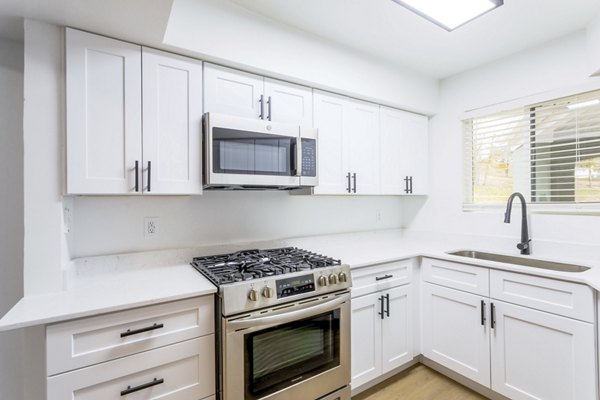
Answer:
[
  {"xmin": 248, "ymin": 289, "xmax": 258, "ymax": 302},
  {"xmin": 318, "ymin": 275, "xmax": 328, "ymax": 287},
  {"xmin": 262, "ymin": 287, "xmax": 274, "ymax": 298},
  {"xmin": 338, "ymin": 272, "xmax": 348, "ymax": 283},
  {"xmin": 328, "ymin": 274, "xmax": 338, "ymax": 285}
]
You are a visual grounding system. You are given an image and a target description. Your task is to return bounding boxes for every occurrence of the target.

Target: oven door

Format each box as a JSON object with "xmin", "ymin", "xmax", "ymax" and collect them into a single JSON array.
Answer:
[
  {"xmin": 223, "ymin": 292, "xmax": 350, "ymax": 400},
  {"xmin": 204, "ymin": 112, "xmax": 302, "ymax": 188}
]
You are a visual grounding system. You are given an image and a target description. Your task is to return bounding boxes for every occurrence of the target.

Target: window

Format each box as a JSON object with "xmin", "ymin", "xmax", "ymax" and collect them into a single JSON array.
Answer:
[{"xmin": 464, "ymin": 89, "xmax": 600, "ymax": 210}]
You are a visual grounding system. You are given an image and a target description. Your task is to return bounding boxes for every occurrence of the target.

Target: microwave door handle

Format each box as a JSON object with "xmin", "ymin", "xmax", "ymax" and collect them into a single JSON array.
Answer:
[
  {"xmin": 227, "ymin": 296, "xmax": 347, "ymax": 330},
  {"xmin": 295, "ymin": 136, "xmax": 302, "ymax": 177}
]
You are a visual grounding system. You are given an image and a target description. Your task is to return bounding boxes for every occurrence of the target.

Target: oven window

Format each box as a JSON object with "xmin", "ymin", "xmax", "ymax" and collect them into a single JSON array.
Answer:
[
  {"xmin": 246, "ymin": 309, "xmax": 340, "ymax": 398},
  {"xmin": 212, "ymin": 127, "xmax": 295, "ymax": 176}
]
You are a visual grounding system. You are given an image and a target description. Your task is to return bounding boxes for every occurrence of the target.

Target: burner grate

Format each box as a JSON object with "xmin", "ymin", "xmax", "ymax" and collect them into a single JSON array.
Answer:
[{"xmin": 191, "ymin": 247, "xmax": 341, "ymax": 285}]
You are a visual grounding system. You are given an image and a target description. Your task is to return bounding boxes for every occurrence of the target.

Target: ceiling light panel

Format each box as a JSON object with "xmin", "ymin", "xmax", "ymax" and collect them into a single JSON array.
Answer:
[{"xmin": 392, "ymin": 0, "xmax": 504, "ymax": 31}]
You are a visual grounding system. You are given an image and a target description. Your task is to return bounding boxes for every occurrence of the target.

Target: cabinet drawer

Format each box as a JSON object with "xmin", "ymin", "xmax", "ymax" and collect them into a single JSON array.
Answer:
[
  {"xmin": 47, "ymin": 296, "xmax": 214, "ymax": 376},
  {"xmin": 422, "ymin": 258, "xmax": 489, "ymax": 296},
  {"xmin": 47, "ymin": 335, "xmax": 215, "ymax": 400},
  {"xmin": 351, "ymin": 260, "xmax": 412, "ymax": 298},
  {"xmin": 490, "ymin": 270, "xmax": 594, "ymax": 322}
]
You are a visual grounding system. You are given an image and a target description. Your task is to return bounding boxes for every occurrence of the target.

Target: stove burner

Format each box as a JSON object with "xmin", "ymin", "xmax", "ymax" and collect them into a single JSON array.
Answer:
[{"xmin": 191, "ymin": 247, "xmax": 342, "ymax": 285}]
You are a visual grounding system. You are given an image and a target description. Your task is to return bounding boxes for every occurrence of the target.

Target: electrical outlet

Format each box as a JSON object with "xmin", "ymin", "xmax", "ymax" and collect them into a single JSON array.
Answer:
[
  {"xmin": 376, "ymin": 209, "xmax": 382, "ymax": 222},
  {"xmin": 144, "ymin": 217, "xmax": 159, "ymax": 239}
]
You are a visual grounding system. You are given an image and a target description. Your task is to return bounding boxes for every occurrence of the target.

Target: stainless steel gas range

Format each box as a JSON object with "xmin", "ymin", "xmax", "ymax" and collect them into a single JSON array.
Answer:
[{"xmin": 192, "ymin": 247, "xmax": 352, "ymax": 400}]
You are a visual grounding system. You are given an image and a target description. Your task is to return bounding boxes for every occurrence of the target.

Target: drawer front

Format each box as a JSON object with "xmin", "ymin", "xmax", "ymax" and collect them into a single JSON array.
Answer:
[
  {"xmin": 47, "ymin": 296, "xmax": 214, "ymax": 376},
  {"xmin": 47, "ymin": 335, "xmax": 215, "ymax": 400},
  {"xmin": 351, "ymin": 260, "xmax": 412, "ymax": 298},
  {"xmin": 422, "ymin": 258, "xmax": 489, "ymax": 296},
  {"xmin": 490, "ymin": 270, "xmax": 594, "ymax": 322}
]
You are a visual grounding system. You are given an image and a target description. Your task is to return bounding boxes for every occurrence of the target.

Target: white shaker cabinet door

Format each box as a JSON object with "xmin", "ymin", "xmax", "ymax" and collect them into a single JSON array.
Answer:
[
  {"xmin": 400, "ymin": 111, "xmax": 428, "ymax": 195},
  {"xmin": 346, "ymin": 99, "xmax": 380, "ymax": 195},
  {"xmin": 381, "ymin": 285, "xmax": 414, "ymax": 374},
  {"xmin": 264, "ymin": 78, "xmax": 313, "ymax": 127},
  {"xmin": 66, "ymin": 28, "xmax": 142, "ymax": 194},
  {"xmin": 351, "ymin": 292, "xmax": 383, "ymax": 389},
  {"xmin": 203, "ymin": 63, "xmax": 264, "ymax": 119},
  {"xmin": 421, "ymin": 283, "xmax": 490, "ymax": 387},
  {"xmin": 313, "ymin": 91, "xmax": 349, "ymax": 194},
  {"xmin": 142, "ymin": 48, "xmax": 203, "ymax": 195},
  {"xmin": 491, "ymin": 301, "xmax": 596, "ymax": 400}
]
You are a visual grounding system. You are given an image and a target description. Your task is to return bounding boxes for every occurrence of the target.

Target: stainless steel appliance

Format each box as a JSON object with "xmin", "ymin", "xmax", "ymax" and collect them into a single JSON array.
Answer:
[
  {"xmin": 191, "ymin": 247, "xmax": 351, "ymax": 400},
  {"xmin": 203, "ymin": 113, "xmax": 318, "ymax": 189}
]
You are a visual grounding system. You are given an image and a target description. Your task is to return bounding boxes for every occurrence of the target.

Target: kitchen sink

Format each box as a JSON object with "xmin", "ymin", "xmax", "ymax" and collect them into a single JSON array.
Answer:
[{"xmin": 446, "ymin": 250, "xmax": 590, "ymax": 273}]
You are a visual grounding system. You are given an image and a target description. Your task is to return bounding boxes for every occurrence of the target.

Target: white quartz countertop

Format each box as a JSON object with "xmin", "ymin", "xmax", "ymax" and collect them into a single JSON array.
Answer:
[{"xmin": 2, "ymin": 228, "xmax": 600, "ymax": 332}]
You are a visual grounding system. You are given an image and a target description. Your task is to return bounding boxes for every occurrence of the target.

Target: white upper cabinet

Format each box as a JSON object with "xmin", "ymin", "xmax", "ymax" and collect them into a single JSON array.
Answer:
[
  {"xmin": 66, "ymin": 29, "xmax": 203, "ymax": 195},
  {"xmin": 203, "ymin": 63, "xmax": 263, "ymax": 119},
  {"xmin": 346, "ymin": 99, "xmax": 380, "ymax": 195},
  {"xmin": 264, "ymin": 78, "xmax": 313, "ymax": 127},
  {"xmin": 142, "ymin": 48, "xmax": 203, "ymax": 195},
  {"xmin": 313, "ymin": 92, "xmax": 381, "ymax": 195},
  {"xmin": 204, "ymin": 63, "xmax": 313, "ymax": 127},
  {"xmin": 380, "ymin": 106, "xmax": 429, "ymax": 195},
  {"xmin": 66, "ymin": 28, "xmax": 142, "ymax": 194},
  {"xmin": 313, "ymin": 91, "xmax": 348, "ymax": 194}
]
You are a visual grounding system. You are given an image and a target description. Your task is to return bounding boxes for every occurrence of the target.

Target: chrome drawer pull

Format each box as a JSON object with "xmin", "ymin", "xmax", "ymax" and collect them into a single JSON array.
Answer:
[
  {"xmin": 120, "ymin": 323, "xmax": 164, "ymax": 338},
  {"xmin": 375, "ymin": 274, "xmax": 393, "ymax": 281},
  {"xmin": 120, "ymin": 378, "xmax": 164, "ymax": 396}
]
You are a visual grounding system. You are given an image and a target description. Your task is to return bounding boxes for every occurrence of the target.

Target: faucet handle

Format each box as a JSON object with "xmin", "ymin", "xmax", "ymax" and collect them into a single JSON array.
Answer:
[{"xmin": 517, "ymin": 239, "xmax": 531, "ymax": 251}]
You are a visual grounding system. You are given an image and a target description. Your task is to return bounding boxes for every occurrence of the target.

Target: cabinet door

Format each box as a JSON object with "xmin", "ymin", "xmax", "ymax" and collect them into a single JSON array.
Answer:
[
  {"xmin": 142, "ymin": 48, "xmax": 203, "ymax": 195},
  {"xmin": 313, "ymin": 91, "xmax": 349, "ymax": 194},
  {"xmin": 346, "ymin": 99, "xmax": 380, "ymax": 195},
  {"xmin": 351, "ymin": 292, "xmax": 382, "ymax": 389},
  {"xmin": 203, "ymin": 63, "xmax": 264, "ymax": 119},
  {"xmin": 400, "ymin": 112, "xmax": 428, "ymax": 195},
  {"xmin": 381, "ymin": 285, "xmax": 413, "ymax": 374},
  {"xmin": 421, "ymin": 283, "xmax": 490, "ymax": 387},
  {"xmin": 380, "ymin": 107, "xmax": 428, "ymax": 195},
  {"xmin": 66, "ymin": 28, "xmax": 142, "ymax": 194},
  {"xmin": 491, "ymin": 301, "xmax": 596, "ymax": 400},
  {"xmin": 264, "ymin": 78, "xmax": 313, "ymax": 127}
]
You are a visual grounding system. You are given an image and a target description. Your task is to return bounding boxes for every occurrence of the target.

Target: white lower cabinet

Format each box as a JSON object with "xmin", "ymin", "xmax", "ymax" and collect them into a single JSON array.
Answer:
[
  {"xmin": 351, "ymin": 283, "xmax": 413, "ymax": 389},
  {"xmin": 421, "ymin": 283, "xmax": 490, "ymax": 387},
  {"xmin": 46, "ymin": 296, "xmax": 216, "ymax": 400},
  {"xmin": 421, "ymin": 258, "xmax": 596, "ymax": 400},
  {"xmin": 491, "ymin": 301, "xmax": 596, "ymax": 400}
]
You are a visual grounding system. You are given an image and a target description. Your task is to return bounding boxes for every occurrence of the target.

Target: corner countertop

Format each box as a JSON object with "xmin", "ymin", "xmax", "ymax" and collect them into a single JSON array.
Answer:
[{"xmin": 2, "ymin": 228, "xmax": 600, "ymax": 332}]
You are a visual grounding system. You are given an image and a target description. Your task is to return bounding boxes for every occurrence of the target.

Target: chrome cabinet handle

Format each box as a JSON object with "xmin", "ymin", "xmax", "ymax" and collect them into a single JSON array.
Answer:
[
  {"xmin": 267, "ymin": 96, "xmax": 272, "ymax": 121},
  {"xmin": 490, "ymin": 303, "xmax": 496, "ymax": 329},
  {"xmin": 228, "ymin": 295, "xmax": 348, "ymax": 330},
  {"xmin": 120, "ymin": 378, "xmax": 164, "ymax": 396},
  {"xmin": 346, "ymin": 172, "xmax": 351, "ymax": 193},
  {"xmin": 259, "ymin": 95, "xmax": 265, "ymax": 119},
  {"xmin": 375, "ymin": 274, "xmax": 393, "ymax": 281}
]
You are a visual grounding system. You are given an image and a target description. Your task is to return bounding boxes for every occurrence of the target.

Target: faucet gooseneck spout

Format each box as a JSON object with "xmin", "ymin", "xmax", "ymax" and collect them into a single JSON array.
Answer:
[{"xmin": 504, "ymin": 192, "xmax": 531, "ymax": 255}]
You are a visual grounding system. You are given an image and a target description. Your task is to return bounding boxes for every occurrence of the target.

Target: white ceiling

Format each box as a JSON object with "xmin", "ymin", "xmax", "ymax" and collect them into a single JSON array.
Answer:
[{"xmin": 228, "ymin": 0, "xmax": 600, "ymax": 79}]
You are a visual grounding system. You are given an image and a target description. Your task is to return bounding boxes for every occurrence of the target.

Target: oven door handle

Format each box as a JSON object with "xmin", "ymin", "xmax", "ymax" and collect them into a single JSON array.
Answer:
[{"xmin": 227, "ymin": 295, "xmax": 348, "ymax": 330}]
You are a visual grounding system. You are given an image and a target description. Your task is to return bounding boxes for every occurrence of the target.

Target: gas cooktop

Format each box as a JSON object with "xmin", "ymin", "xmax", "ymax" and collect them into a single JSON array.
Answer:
[{"xmin": 191, "ymin": 247, "xmax": 342, "ymax": 286}]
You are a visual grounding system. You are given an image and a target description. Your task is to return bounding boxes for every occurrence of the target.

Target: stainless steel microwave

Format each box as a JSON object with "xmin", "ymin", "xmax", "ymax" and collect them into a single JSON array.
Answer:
[{"xmin": 203, "ymin": 113, "xmax": 318, "ymax": 189}]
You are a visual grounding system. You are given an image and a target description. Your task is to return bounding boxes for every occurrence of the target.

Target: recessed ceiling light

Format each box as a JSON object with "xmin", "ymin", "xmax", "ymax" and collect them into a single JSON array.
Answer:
[{"xmin": 391, "ymin": 0, "xmax": 504, "ymax": 31}]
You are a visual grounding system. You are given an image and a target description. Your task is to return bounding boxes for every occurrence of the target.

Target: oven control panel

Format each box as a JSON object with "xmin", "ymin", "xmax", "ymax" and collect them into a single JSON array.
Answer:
[{"xmin": 276, "ymin": 274, "xmax": 315, "ymax": 299}]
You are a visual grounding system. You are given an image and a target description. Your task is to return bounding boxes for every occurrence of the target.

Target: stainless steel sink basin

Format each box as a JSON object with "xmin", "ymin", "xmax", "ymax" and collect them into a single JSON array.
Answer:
[{"xmin": 446, "ymin": 250, "xmax": 590, "ymax": 273}]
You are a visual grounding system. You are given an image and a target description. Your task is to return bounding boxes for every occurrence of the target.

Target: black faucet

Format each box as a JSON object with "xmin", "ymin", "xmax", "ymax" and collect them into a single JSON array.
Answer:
[{"xmin": 504, "ymin": 192, "xmax": 531, "ymax": 255}]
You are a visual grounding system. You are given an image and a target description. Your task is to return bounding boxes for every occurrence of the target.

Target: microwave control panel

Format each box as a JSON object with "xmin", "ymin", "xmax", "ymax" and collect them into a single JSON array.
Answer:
[
  {"xmin": 301, "ymin": 138, "xmax": 317, "ymax": 177},
  {"xmin": 277, "ymin": 274, "xmax": 315, "ymax": 299}
]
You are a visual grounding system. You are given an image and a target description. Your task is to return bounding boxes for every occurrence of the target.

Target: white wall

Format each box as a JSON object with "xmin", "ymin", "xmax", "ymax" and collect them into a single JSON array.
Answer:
[
  {"xmin": 69, "ymin": 193, "xmax": 403, "ymax": 258},
  {"xmin": 163, "ymin": 0, "xmax": 438, "ymax": 115},
  {"xmin": 0, "ymin": 36, "xmax": 24, "ymax": 400},
  {"xmin": 403, "ymin": 31, "xmax": 600, "ymax": 246}
]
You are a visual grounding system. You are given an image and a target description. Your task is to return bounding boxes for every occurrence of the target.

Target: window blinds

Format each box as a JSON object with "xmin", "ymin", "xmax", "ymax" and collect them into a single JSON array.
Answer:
[{"xmin": 464, "ymin": 89, "xmax": 600, "ymax": 206}]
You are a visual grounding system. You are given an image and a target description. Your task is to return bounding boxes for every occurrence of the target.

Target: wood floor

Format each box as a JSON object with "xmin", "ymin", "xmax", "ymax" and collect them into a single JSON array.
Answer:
[{"xmin": 352, "ymin": 364, "xmax": 489, "ymax": 400}]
